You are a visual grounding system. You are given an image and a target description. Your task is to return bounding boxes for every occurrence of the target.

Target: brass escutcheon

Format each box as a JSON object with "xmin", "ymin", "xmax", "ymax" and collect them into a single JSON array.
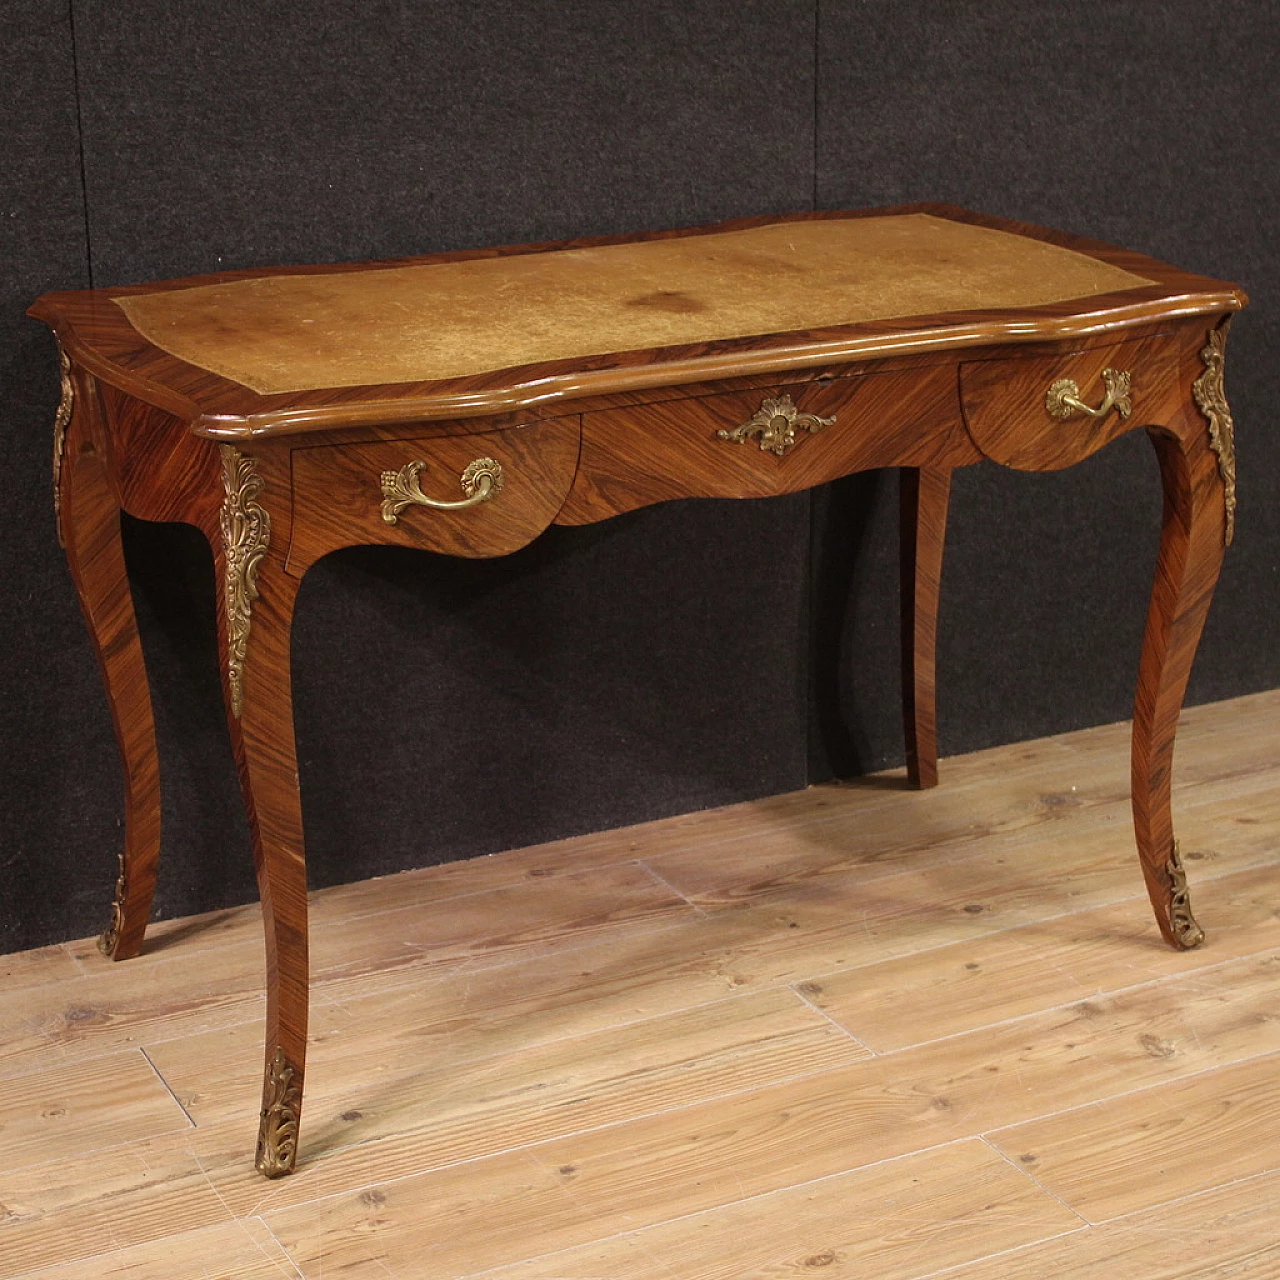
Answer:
[{"xmin": 717, "ymin": 393, "xmax": 835, "ymax": 457}]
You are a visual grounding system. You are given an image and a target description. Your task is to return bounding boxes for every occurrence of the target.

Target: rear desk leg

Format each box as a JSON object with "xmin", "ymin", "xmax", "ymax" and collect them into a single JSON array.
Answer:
[
  {"xmin": 55, "ymin": 353, "xmax": 161, "ymax": 960},
  {"xmin": 900, "ymin": 467, "xmax": 952, "ymax": 789}
]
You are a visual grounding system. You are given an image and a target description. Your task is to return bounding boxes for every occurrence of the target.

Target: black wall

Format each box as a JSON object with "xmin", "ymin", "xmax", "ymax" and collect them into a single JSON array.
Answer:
[{"xmin": 3, "ymin": 1, "xmax": 1276, "ymax": 952}]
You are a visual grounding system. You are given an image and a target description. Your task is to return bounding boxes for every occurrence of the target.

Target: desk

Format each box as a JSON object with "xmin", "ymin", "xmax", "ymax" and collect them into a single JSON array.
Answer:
[{"xmin": 31, "ymin": 205, "xmax": 1245, "ymax": 1177}]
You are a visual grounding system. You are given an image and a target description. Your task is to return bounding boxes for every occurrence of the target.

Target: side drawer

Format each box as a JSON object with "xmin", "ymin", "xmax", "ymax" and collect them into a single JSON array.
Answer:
[
  {"xmin": 556, "ymin": 364, "xmax": 970, "ymax": 524},
  {"xmin": 959, "ymin": 333, "xmax": 1178, "ymax": 471},
  {"xmin": 285, "ymin": 417, "xmax": 580, "ymax": 572}
]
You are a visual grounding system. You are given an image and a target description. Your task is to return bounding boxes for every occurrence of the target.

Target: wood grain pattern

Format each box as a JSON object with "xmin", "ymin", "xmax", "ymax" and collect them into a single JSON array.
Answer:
[
  {"xmin": 936, "ymin": 1167, "xmax": 1280, "ymax": 1280},
  {"xmin": 97, "ymin": 384, "xmax": 222, "ymax": 526},
  {"xmin": 258, "ymin": 946, "xmax": 1280, "ymax": 1272},
  {"xmin": 959, "ymin": 329, "xmax": 1178, "ymax": 470},
  {"xmin": 990, "ymin": 1047, "xmax": 1280, "ymax": 1221},
  {"xmin": 144, "ymin": 986, "xmax": 869, "ymax": 1149},
  {"xmin": 632, "ymin": 809, "xmax": 1274, "ymax": 992},
  {"xmin": 1131, "ymin": 321, "xmax": 1232, "ymax": 948},
  {"xmin": 0, "ymin": 693, "xmax": 1276, "ymax": 1276},
  {"xmin": 469, "ymin": 1140, "xmax": 1082, "ymax": 1280},
  {"xmin": 900, "ymin": 466, "xmax": 952, "ymax": 788},
  {"xmin": 0, "ymin": 862, "xmax": 695, "ymax": 1089},
  {"xmin": 6, "ymin": 1219, "xmax": 300, "ymax": 1280},
  {"xmin": 0, "ymin": 1127, "xmax": 236, "ymax": 1275},
  {"xmin": 556, "ymin": 363, "xmax": 975, "ymax": 523},
  {"xmin": 285, "ymin": 415, "xmax": 580, "ymax": 573},
  {"xmin": 56, "ymin": 368, "xmax": 161, "ymax": 961},
  {"xmin": 209, "ymin": 470, "xmax": 309, "ymax": 1177},
  {"xmin": 0, "ymin": 945, "xmax": 80, "ymax": 988},
  {"xmin": 634, "ymin": 713, "xmax": 1280, "ymax": 911},
  {"xmin": 0, "ymin": 1050, "xmax": 189, "ymax": 1174},
  {"xmin": 799, "ymin": 857, "xmax": 1280, "ymax": 1051}
]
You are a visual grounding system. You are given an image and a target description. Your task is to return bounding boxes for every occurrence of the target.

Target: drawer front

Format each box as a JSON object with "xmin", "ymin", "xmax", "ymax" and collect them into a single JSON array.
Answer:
[
  {"xmin": 960, "ymin": 334, "xmax": 1178, "ymax": 471},
  {"xmin": 557, "ymin": 365, "xmax": 972, "ymax": 524},
  {"xmin": 286, "ymin": 417, "xmax": 580, "ymax": 571}
]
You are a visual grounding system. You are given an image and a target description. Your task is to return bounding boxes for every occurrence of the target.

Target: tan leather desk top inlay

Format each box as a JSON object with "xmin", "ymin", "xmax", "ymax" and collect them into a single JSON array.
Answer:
[{"xmin": 114, "ymin": 214, "xmax": 1153, "ymax": 395}]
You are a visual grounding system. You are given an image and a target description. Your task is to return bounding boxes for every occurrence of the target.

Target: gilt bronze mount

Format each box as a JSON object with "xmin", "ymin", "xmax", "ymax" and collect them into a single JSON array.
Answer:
[
  {"xmin": 717, "ymin": 394, "xmax": 835, "ymax": 457},
  {"xmin": 380, "ymin": 456, "xmax": 504, "ymax": 524},
  {"xmin": 1045, "ymin": 368, "xmax": 1132, "ymax": 423},
  {"xmin": 218, "ymin": 445, "xmax": 271, "ymax": 718},
  {"xmin": 1193, "ymin": 320, "xmax": 1238, "ymax": 546}
]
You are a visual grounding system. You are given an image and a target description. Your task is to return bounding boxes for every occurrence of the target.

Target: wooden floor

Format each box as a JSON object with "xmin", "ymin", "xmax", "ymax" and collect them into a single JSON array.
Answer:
[{"xmin": 3, "ymin": 691, "xmax": 1280, "ymax": 1279}]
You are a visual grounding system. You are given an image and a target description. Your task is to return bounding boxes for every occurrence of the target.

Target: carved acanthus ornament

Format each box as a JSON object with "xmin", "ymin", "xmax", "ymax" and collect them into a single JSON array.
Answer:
[
  {"xmin": 1166, "ymin": 841, "xmax": 1205, "ymax": 949},
  {"xmin": 256, "ymin": 1047, "xmax": 303, "ymax": 1177},
  {"xmin": 51, "ymin": 344, "xmax": 74, "ymax": 546},
  {"xmin": 1192, "ymin": 320, "xmax": 1237, "ymax": 546},
  {"xmin": 717, "ymin": 394, "xmax": 836, "ymax": 457},
  {"xmin": 218, "ymin": 446, "xmax": 271, "ymax": 718},
  {"xmin": 97, "ymin": 852, "xmax": 128, "ymax": 957}
]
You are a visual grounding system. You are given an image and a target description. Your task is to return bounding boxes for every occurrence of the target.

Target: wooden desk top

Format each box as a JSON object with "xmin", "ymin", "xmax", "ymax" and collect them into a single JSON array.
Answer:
[{"xmin": 30, "ymin": 205, "xmax": 1243, "ymax": 439}]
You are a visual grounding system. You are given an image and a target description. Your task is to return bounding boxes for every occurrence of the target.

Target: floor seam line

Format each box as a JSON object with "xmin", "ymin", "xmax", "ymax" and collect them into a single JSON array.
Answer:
[
  {"xmin": 789, "ymin": 981, "xmax": 878, "ymax": 1054},
  {"xmin": 977, "ymin": 1132, "xmax": 1092, "ymax": 1222},
  {"xmin": 139, "ymin": 1044, "xmax": 198, "ymax": 1127}
]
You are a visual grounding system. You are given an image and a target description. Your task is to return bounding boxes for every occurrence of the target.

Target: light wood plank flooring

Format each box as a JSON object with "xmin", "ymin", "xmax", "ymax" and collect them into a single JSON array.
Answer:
[{"xmin": 2, "ymin": 689, "xmax": 1278, "ymax": 1278}]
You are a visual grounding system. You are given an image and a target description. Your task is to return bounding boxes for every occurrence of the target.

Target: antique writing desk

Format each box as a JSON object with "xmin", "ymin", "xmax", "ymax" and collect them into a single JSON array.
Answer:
[{"xmin": 30, "ymin": 206, "xmax": 1245, "ymax": 1177}]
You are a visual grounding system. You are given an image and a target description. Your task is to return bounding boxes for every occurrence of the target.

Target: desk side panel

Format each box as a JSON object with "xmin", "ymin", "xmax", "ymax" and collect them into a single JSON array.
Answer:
[{"xmin": 98, "ymin": 387, "xmax": 222, "ymax": 528}]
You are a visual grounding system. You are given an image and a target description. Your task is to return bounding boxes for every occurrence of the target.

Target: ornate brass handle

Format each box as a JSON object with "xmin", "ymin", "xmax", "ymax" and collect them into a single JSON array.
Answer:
[
  {"xmin": 379, "ymin": 457, "xmax": 504, "ymax": 524},
  {"xmin": 717, "ymin": 393, "xmax": 835, "ymax": 457},
  {"xmin": 1045, "ymin": 368, "xmax": 1133, "ymax": 422}
]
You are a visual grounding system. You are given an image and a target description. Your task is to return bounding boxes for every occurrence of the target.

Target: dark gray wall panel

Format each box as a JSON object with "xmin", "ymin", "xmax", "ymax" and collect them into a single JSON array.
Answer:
[
  {"xmin": 813, "ymin": 0, "xmax": 1280, "ymax": 772},
  {"xmin": 49, "ymin": 1, "xmax": 818, "ymax": 940},
  {"xmin": 0, "ymin": 2, "xmax": 103, "ymax": 953},
  {"xmin": 74, "ymin": 0, "xmax": 815, "ymax": 283},
  {"xmin": 292, "ymin": 500, "xmax": 811, "ymax": 894},
  {"xmin": 8, "ymin": 0, "xmax": 1276, "ymax": 951},
  {"xmin": 114, "ymin": 497, "xmax": 814, "ymax": 921}
]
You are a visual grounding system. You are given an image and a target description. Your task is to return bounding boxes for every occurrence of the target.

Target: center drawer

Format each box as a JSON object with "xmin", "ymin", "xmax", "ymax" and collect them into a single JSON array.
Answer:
[
  {"xmin": 285, "ymin": 416, "xmax": 581, "ymax": 572},
  {"xmin": 555, "ymin": 365, "xmax": 967, "ymax": 524}
]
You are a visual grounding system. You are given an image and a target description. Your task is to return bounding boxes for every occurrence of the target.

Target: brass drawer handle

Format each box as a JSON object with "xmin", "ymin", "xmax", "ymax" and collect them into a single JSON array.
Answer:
[
  {"xmin": 380, "ymin": 457, "xmax": 504, "ymax": 524},
  {"xmin": 1046, "ymin": 368, "xmax": 1133, "ymax": 422},
  {"xmin": 717, "ymin": 393, "xmax": 835, "ymax": 457}
]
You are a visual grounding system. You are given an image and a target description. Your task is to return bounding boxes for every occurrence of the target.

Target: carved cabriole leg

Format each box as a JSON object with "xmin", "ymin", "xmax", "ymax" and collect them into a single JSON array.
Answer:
[
  {"xmin": 1132, "ymin": 321, "xmax": 1235, "ymax": 949},
  {"xmin": 900, "ymin": 468, "xmax": 951, "ymax": 789},
  {"xmin": 56, "ymin": 359, "xmax": 161, "ymax": 960},
  {"xmin": 210, "ymin": 444, "xmax": 308, "ymax": 1177}
]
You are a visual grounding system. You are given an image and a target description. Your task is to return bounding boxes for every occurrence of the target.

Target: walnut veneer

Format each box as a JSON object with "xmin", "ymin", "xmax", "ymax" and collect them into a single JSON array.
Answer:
[{"xmin": 30, "ymin": 204, "xmax": 1246, "ymax": 1179}]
